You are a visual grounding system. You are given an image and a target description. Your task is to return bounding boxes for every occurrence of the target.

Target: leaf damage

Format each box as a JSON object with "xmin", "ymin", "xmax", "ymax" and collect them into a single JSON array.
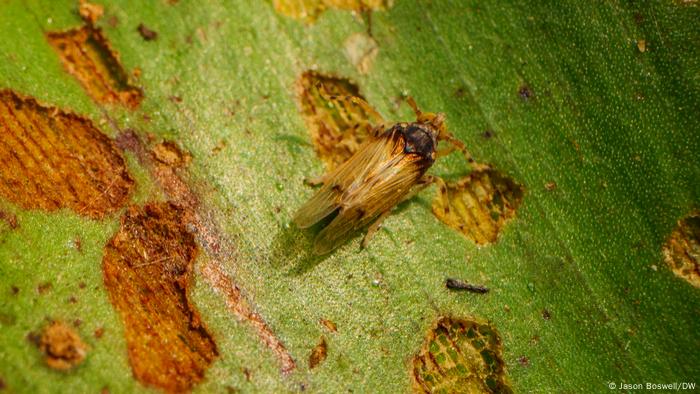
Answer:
[
  {"xmin": 47, "ymin": 25, "xmax": 143, "ymax": 109},
  {"xmin": 662, "ymin": 211, "xmax": 700, "ymax": 288},
  {"xmin": 115, "ymin": 130, "xmax": 297, "ymax": 374},
  {"xmin": 0, "ymin": 90, "xmax": 134, "ymax": 219},
  {"xmin": 296, "ymin": 71, "xmax": 380, "ymax": 171},
  {"xmin": 102, "ymin": 202, "xmax": 218, "ymax": 392},
  {"xmin": 432, "ymin": 167, "xmax": 524, "ymax": 245},
  {"xmin": 412, "ymin": 316, "xmax": 512, "ymax": 393},
  {"xmin": 34, "ymin": 320, "xmax": 89, "ymax": 371},
  {"xmin": 273, "ymin": 0, "xmax": 392, "ymax": 23}
]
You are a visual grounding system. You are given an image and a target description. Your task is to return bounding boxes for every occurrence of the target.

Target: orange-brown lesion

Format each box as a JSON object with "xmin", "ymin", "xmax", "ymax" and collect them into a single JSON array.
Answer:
[
  {"xmin": 297, "ymin": 71, "xmax": 382, "ymax": 171},
  {"xmin": 102, "ymin": 202, "xmax": 218, "ymax": 392},
  {"xmin": 47, "ymin": 26, "xmax": 143, "ymax": 109},
  {"xmin": 0, "ymin": 89, "xmax": 134, "ymax": 219},
  {"xmin": 432, "ymin": 167, "xmax": 524, "ymax": 245},
  {"xmin": 273, "ymin": 0, "xmax": 391, "ymax": 23},
  {"xmin": 663, "ymin": 211, "xmax": 700, "ymax": 288},
  {"xmin": 412, "ymin": 316, "xmax": 512, "ymax": 394}
]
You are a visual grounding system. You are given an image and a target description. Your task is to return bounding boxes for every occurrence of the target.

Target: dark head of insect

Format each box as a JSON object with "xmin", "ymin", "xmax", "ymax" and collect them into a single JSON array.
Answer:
[{"xmin": 397, "ymin": 110, "xmax": 446, "ymax": 163}]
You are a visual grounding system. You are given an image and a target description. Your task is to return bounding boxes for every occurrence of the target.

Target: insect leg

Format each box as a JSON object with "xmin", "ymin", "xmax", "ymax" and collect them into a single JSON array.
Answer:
[
  {"xmin": 437, "ymin": 133, "xmax": 492, "ymax": 171},
  {"xmin": 361, "ymin": 209, "xmax": 392, "ymax": 249},
  {"xmin": 406, "ymin": 96, "xmax": 423, "ymax": 118}
]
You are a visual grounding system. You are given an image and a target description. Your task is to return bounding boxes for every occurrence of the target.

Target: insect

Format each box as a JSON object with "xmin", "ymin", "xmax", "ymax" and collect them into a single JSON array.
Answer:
[{"xmin": 294, "ymin": 88, "xmax": 477, "ymax": 255}]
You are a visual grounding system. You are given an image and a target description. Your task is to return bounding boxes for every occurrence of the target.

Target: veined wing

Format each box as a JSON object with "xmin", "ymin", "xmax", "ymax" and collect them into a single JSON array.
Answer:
[
  {"xmin": 293, "ymin": 132, "xmax": 398, "ymax": 229},
  {"xmin": 313, "ymin": 152, "xmax": 426, "ymax": 255}
]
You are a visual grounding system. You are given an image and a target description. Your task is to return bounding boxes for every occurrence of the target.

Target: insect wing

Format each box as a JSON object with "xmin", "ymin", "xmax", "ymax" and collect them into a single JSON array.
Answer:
[
  {"xmin": 313, "ymin": 153, "xmax": 425, "ymax": 254},
  {"xmin": 293, "ymin": 134, "xmax": 392, "ymax": 229}
]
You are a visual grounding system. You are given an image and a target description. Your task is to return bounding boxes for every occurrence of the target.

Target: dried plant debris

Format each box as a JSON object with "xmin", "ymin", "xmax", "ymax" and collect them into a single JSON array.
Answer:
[
  {"xmin": 309, "ymin": 336, "xmax": 328, "ymax": 369},
  {"xmin": 273, "ymin": 0, "xmax": 392, "ymax": 23},
  {"xmin": 297, "ymin": 71, "xmax": 382, "ymax": 171},
  {"xmin": 47, "ymin": 26, "xmax": 143, "ymax": 109},
  {"xmin": 433, "ymin": 167, "xmax": 524, "ymax": 245},
  {"xmin": 102, "ymin": 202, "xmax": 218, "ymax": 392},
  {"xmin": 137, "ymin": 23, "xmax": 158, "ymax": 41},
  {"xmin": 36, "ymin": 320, "xmax": 89, "ymax": 371},
  {"xmin": 445, "ymin": 278, "xmax": 489, "ymax": 294},
  {"xmin": 412, "ymin": 317, "xmax": 512, "ymax": 394},
  {"xmin": 0, "ymin": 90, "xmax": 134, "ymax": 219},
  {"xmin": 662, "ymin": 211, "xmax": 700, "ymax": 288}
]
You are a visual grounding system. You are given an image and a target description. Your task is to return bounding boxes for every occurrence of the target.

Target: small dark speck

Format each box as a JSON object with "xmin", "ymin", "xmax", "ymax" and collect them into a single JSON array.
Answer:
[
  {"xmin": 518, "ymin": 355, "xmax": 530, "ymax": 367},
  {"xmin": 137, "ymin": 23, "xmax": 158, "ymax": 41},
  {"xmin": 519, "ymin": 85, "xmax": 534, "ymax": 100},
  {"xmin": 445, "ymin": 278, "xmax": 489, "ymax": 294},
  {"xmin": 10, "ymin": 286, "xmax": 19, "ymax": 295},
  {"xmin": 454, "ymin": 87, "xmax": 467, "ymax": 98},
  {"xmin": 242, "ymin": 367, "xmax": 252, "ymax": 381},
  {"xmin": 37, "ymin": 282, "xmax": 52, "ymax": 294},
  {"xmin": 542, "ymin": 309, "xmax": 551, "ymax": 320},
  {"xmin": 634, "ymin": 12, "xmax": 644, "ymax": 24},
  {"xmin": 481, "ymin": 130, "xmax": 494, "ymax": 139}
]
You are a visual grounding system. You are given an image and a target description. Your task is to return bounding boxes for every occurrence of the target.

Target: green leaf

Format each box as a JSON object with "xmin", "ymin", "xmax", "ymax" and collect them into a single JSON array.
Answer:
[{"xmin": 0, "ymin": 0, "xmax": 698, "ymax": 392}]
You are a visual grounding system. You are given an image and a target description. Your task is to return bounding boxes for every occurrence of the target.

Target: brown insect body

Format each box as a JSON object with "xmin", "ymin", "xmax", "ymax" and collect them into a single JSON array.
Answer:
[{"xmin": 294, "ymin": 96, "xmax": 468, "ymax": 255}]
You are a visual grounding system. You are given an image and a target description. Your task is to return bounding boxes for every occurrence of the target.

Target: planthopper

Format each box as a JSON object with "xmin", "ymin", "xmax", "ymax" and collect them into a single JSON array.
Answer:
[{"xmin": 293, "ymin": 88, "xmax": 481, "ymax": 255}]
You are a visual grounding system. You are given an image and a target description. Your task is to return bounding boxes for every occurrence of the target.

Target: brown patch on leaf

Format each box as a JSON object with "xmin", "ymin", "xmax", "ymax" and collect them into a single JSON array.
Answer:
[
  {"xmin": 636, "ymin": 39, "xmax": 647, "ymax": 53},
  {"xmin": 78, "ymin": 0, "xmax": 104, "ymax": 24},
  {"xmin": 0, "ymin": 210, "xmax": 18, "ymax": 230},
  {"xmin": 0, "ymin": 90, "xmax": 134, "ymax": 219},
  {"xmin": 517, "ymin": 355, "xmax": 529, "ymax": 367},
  {"xmin": 344, "ymin": 32, "xmax": 379, "ymax": 74},
  {"xmin": 412, "ymin": 317, "xmax": 512, "ymax": 393},
  {"xmin": 273, "ymin": 0, "xmax": 391, "ymax": 23},
  {"xmin": 319, "ymin": 318, "xmax": 337, "ymax": 332},
  {"xmin": 662, "ymin": 211, "xmax": 700, "ymax": 288},
  {"xmin": 433, "ymin": 167, "xmax": 524, "ymax": 245},
  {"xmin": 116, "ymin": 130, "xmax": 296, "ymax": 374},
  {"xmin": 102, "ymin": 202, "xmax": 218, "ymax": 392},
  {"xmin": 151, "ymin": 141, "xmax": 191, "ymax": 167},
  {"xmin": 37, "ymin": 282, "xmax": 52, "ymax": 294},
  {"xmin": 37, "ymin": 320, "xmax": 89, "ymax": 371},
  {"xmin": 309, "ymin": 336, "xmax": 328, "ymax": 369},
  {"xmin": 47, "ymin": 26, "xmax": 143, "ymax": 109},
  {"xmin": 297, "ymin": 71, "xmax": 381, "ymax": 171},
  {"xmin": 518, "ymin": 85, "xmax": 534, "ymax": 100}
]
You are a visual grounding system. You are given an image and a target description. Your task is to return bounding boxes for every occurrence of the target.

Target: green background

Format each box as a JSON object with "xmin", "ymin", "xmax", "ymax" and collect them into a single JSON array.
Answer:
[{"xmin": 0, "ymin": 0, "xmax": 698, "ymax": 392}]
